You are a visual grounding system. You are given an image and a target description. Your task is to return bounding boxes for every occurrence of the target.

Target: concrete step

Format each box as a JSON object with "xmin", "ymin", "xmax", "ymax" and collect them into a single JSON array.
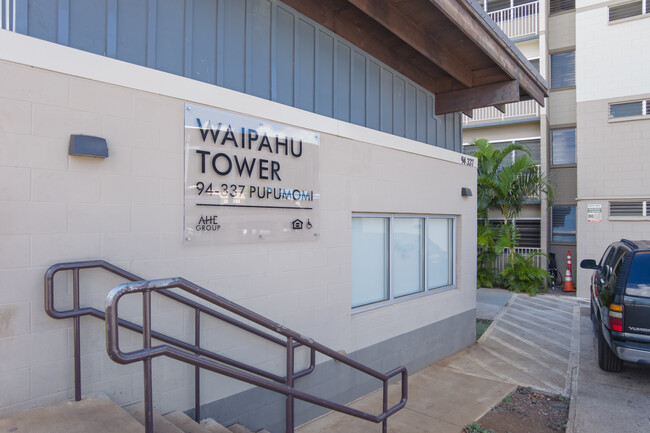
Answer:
[
  {"xmin": 227, "ymin": 423, "xmax": 255, "ymax": 433},
  {"xmin": 200, "ymin": 418, "xmax": 233, "ymax": 433},
  {"xmin": 163, "ymin": 411, "xmax": 215, "ymax": 433},
  {"xmin": 0, "ymin": 393, "xmax": 144, "ymax": 433},
  {"xmin": 124, "ymin": 403, "xmax": 184, "ymax": 433}
]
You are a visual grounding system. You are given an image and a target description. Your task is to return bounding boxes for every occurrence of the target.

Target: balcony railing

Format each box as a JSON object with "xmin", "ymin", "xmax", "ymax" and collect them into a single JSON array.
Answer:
[
  {"xmin": 462, "ymin": 99, "xmax": 540, "ymax": 125},
  {"xmin": 487, "ymin": 2, "xmax": 539, "ymax": 40}
]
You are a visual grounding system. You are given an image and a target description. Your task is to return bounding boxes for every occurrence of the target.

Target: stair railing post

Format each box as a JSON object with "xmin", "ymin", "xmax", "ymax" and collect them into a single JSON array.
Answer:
[
  {"xmin": 286, "ymin": 336, "xmax": 295, "ymax": 433},
  {"xmin": 194, "ymin": 307, "xmax": 201, "ymax": 422},
  {"xmin": 143, "ymin": 289, "xmax": 153, "ymax": 433},
  {"xmin": 73, "ymin": 268, "xmax": 82, "ymax": 402},
  {"xmin": 382, "ymin": 379, "xmax": 388, "ymax": 433}
]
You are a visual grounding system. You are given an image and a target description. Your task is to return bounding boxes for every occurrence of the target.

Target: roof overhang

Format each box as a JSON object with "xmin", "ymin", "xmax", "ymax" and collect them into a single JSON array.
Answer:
[{"xmin": 280, "ymin": 0, "xmax": 548, "ymax": 115}]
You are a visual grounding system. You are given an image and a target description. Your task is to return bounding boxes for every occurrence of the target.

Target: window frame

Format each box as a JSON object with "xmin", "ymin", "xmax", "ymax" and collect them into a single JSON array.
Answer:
[
  {"xmin": 550, "ymin": 51, "xmax": 576, "ymax": 89},
  {"xmin": 550, "ymin": 127, "xmax": 576, "ymax": 166},
  {"xmin": 608, "ymin": 99, "xmax": 650, "ymax": 121},
  {"xmin": 351, "ymin": 213, "xmax": 457, "ymax": 312},
  {"xmin": 608, "ymin": 0, "xmax": 649, "ymax": 22},
  {"xmin": 551, "ymin": 205, "xmax": 577, "ymax": 243}
]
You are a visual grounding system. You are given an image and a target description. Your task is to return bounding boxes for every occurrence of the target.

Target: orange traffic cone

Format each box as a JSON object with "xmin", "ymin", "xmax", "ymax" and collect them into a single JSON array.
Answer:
[{"xmin": 563, "ymin": 251, "xmax": 576, "ymax": 292}]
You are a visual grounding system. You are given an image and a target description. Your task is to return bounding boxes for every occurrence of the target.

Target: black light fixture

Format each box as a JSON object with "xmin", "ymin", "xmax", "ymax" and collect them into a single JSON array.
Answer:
[
  {"xmin": 69, "ymin": 135, "xmax": 109, "ymax": 158},
  {"xmin": 461, "ymin": 187, "xmax": 473, "ymax": 197}
]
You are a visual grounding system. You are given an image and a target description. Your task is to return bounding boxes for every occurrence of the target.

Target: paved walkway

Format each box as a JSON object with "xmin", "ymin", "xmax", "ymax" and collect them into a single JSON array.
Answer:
[
  {"xmin": 443, "ymin": 293, "xmax": 586, "ymax": 396},
  {"xmin": 299, "ymin": 293, "xmax": 586, "ymax": 432}
]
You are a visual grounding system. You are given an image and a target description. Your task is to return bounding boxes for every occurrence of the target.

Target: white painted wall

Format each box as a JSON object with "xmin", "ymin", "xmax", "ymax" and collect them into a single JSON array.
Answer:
[
  {"xmin": 576, "ymin": 4, "xmax": 650, "ymax": 103},
  {"xmin": 0, "ymin": 32, "xmax": 477, "ymax": 415}
]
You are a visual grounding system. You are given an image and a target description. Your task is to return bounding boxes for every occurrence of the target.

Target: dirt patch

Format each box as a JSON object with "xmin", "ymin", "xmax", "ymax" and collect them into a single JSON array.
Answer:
[
  {"xmin": 476, "ymin": 319, "xmax": 492, "ymax": 341},
  {"xmin": 463, "ymin": 387, "xmax": 570, "ymax": 433}
]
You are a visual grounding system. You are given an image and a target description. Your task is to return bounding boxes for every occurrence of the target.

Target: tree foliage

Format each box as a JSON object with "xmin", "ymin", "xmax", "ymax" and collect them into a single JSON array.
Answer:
[{"xmin": 470, "ymin": 139, "xmax": 554, "ymax": 294}]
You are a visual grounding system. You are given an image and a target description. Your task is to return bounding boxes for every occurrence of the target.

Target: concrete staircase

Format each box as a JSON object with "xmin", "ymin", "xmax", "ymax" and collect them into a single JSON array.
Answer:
[{"xmin": 0, "ymin": 394, "xmax": 269, "ymax": 433}]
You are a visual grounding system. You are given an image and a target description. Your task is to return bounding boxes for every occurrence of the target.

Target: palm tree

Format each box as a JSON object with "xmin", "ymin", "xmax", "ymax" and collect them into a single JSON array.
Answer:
[{"xmin": 471, "ymin": 138, "xmax": 554, "ymax": 258}]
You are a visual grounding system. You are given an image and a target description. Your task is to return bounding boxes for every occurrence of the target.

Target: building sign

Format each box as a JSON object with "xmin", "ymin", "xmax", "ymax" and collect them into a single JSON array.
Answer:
[
  {"xmin": 184, "ymin": 103, "xmax": 320, "ymax": 243},
  {"xmin": 587, "ymin": 204, "xmax": 602, "ymax": 222}
]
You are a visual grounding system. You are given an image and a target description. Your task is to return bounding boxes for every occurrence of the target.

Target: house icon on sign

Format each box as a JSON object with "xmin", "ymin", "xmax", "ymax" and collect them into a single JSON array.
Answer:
[{"xmin": 292, "ymin": 219, "xmax": 303, "ymax": 230}]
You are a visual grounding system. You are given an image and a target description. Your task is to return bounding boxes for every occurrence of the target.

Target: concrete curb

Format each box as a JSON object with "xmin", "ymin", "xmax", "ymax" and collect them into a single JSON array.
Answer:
[
  {"xmin": 565, "ymin": 305, "xmax": 586, "ymax": 433},
  {"xmin": 477, "ymin": 293, "xmax": 517, "ymax": 344}
]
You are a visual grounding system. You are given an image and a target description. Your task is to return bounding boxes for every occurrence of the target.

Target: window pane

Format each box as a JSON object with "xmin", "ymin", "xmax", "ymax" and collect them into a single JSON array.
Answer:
[
  {"xmin": 519, "ymin": 139, "xmax": 541, "ymax": 163},
  {"xmin": 393, "ymin": 218, "xmax": 424, "ymax": 297},
  {"xmin": 626, "ymin": 252, "xmax": 650, "ymax": 298},
  {"xmin": 528, "ymin": 58, "xmax": 540, "ymax": 73},
  {"xmin": 551, "ymin": 206, "xmax": 576, "ymax": 242},
  {"xmin": 351, "ymin": 218, "xmax": 389, "ymax": 307},
  {"xmin": 609, "ymin": 101, "xmax": 643, "ymax": 118},
  {"xmin": 551, "ymin": 51, "xmax": 575, "ymax": 88},
  {"xmin": 428, "ymin": 218, "xmax": 453, "ymax": 289},
  {"xmin": 551, "ymin": 128, "xmax": 576, "ymax": 165}
]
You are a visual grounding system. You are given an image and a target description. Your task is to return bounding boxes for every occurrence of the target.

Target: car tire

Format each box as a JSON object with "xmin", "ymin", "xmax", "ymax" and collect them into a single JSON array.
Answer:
[{"xmin": 597, "ymin": 324, "xmax": 623, "ymax": 372}]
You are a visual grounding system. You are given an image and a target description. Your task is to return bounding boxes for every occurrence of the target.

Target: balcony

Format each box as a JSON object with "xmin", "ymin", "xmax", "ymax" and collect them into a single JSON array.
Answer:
[
  {"xmin": 462, "ymin": 99, "xmax": 540, "ymax": 125},
  {"xmin": 487, "ymin": 1, "xmax": 539, "ymax": 40}
]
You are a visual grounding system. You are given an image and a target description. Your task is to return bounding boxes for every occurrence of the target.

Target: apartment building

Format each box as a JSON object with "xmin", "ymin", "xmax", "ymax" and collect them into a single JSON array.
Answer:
[
  {"xmin": 0, "ymin": 0, "xmax": 545, "ymax": 430},
  {"xmin": 464, "ymin": 0, "xmax": 650, "ymax": 297}
]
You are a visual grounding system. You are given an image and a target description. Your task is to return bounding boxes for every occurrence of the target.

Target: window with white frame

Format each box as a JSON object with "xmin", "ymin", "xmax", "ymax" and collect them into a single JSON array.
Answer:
[
  {"xmin": 551, "ymin": 128, "xmax": 576, "ymax": 165},
  {"xmin": 609, "ymin": 0, "xmax": 649, "ymax": 21},
  {"xmin": 609, "ymin": 100, "xmax": 649, "ymax": 118},
  {"xmin": 351, "ymin": 215, "xmax": 455, "ymax": 309}
]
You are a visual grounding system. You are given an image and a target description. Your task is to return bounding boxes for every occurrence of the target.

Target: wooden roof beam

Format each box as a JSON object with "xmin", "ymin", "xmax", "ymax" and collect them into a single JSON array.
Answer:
[
  {"xmin": 346, "ymin": 0, "xmax": 474, "ymax": 88},
  {"xmin": 435, "ymin": 80, "xmax": 519, "ymax": 115},
  {"xmin": 430, "ymin": 0, "xmax": 547, "ymax": 106}
]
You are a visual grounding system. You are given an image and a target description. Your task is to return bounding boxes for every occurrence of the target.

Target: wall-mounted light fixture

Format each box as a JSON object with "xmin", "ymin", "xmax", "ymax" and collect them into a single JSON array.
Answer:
[
  {"xmin": 461, "ymin": 187, "xmax": 473, "ymax": 197},
  {"xmin": 69, "ymin": 135, "xmax": 109, "ymax": 158}
]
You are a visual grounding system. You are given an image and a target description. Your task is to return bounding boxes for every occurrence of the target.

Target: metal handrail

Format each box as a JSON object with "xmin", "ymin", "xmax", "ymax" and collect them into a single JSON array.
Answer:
[
  {"xmin": 44, "ymin": 260, "xmax": 316, "ymax": 420},
  {"xmin": 106, "ymin": 277, "xmax": 408, "ymax": 433}
]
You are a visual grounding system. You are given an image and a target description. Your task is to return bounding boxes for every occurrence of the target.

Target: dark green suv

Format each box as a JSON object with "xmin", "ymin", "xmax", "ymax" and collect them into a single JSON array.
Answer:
[{"xmin": 581, "ymin": 239, "xmax": 650, "ymax": 372}]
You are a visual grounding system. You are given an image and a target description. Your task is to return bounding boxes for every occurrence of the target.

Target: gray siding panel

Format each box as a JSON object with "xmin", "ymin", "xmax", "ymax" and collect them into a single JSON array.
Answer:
[
  {"xmin": 155, "ymin": 0, "xmax": 184, "ymax": 76},
  {"xmin": 393, "ymin": 77, "xmax": 405, "ymax": 138},
  {"xmin": 222, "ymin": 0, "xmax": 246, "ymax": 93},
  {"xmin": 316, "ymin": 31, "xmax": 333, "ymax": 117},
  {"xmin": 248, "ymin": 0, "xmax": 271, "ymax": 99},
  {"xmin": 116, "ymin": 0, "xmax": 147, "ymax": 66},
  {"xmin": 274, "ymin": 6, "xmax": 294, "ymax": 106},
  {"xmin": 350, "ymin": 51, "xmax": 366, "ymax": 127},
  {"xmin": 26, "ymin": 0, "xmax": 57, "ymax": 43},
  {"xmin": 14, "ymin": 0, "xmax": 461, "ymax": 152},
  {"xmin": 366, "ymin": 60, "xmax": 380, "ymax": 130},
  {"xmin": 69, "ymin": 0, "xmax": 106, "ymax": 56},
  {"xmin": 416, "ymin": 90, "xmax": 427, "ymax": 142},
  {"xmin": 405, "ymin": 84, "xmax": 417, "ymax": 141},
  {"xmin": 296, "ymin": 19, "xmax": 315, "ymax": 112},
  {"xmin": 380, "ymin": 67, "xmax": 393, "ymax": 134},
  {"xmin": 192, "ymin": 0, "xmax": 217, "ymax": 84},
  {"xmin": 333, "ymin": 42, "xmax": 350, "ymax": 122}
]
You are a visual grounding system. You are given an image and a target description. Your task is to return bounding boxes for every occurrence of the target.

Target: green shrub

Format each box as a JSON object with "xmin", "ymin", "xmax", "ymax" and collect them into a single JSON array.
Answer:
[
  {"xmin": 462, "ymin": 422, "xmax": 494, "ymax": 433},
  {"xmin": 501, "ymin": 251, "xmax": 550, "ymax": 296}
]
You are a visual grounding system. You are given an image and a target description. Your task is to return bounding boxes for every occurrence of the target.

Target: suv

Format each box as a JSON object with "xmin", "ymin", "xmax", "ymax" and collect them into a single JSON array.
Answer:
[{"xmin": 581, "ymin": 239, "xmax": 650, "ymax": 372}]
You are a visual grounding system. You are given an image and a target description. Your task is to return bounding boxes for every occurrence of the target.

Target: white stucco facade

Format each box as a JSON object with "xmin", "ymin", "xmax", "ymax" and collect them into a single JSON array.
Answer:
[{"xmin": 0, "ymin": 30, "xmax": 477, "ymax": 418}]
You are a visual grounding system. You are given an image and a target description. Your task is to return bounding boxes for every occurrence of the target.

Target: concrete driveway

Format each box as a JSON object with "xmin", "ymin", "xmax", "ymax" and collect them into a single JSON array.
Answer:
[{"xmin": 569, "ymin": 309, "xmax": 650, "ymax": 432}]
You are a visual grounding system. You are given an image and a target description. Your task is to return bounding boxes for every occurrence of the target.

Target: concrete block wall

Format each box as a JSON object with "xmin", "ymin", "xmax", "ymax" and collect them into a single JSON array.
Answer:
[
  {"xmin": 0, "ymin": 31, "xmax": 477, "ymax": 419},
  {"xmin": 575, "ymin": 97, "xmax": 650, "ymax": 297}
]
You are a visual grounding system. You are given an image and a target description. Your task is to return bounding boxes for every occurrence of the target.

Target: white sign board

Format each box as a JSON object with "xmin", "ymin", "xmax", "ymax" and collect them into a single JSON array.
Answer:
[
  {"xmin": 587, "ymin": 204, "xmax": 602, "ymax": 222},
  {"xmin": 184, "ymin": 104, "xmax": 320, "ymax": 243}
]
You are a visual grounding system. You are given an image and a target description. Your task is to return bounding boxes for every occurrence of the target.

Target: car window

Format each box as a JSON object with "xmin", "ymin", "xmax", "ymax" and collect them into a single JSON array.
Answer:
[
  {"xmin": 625, "ymin": 252, "xmax": 650, "ymax": 298},
  {"xmin": 599, "ymin": 246, "xmax": 613, "ymax": 268},
  {"xmin": 606, "ymin": 249, "xmax": 627, "ymax": 290},
  {"xmin": 601, "ymin": 247, "xmax": 618, "ymax": 279}
]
